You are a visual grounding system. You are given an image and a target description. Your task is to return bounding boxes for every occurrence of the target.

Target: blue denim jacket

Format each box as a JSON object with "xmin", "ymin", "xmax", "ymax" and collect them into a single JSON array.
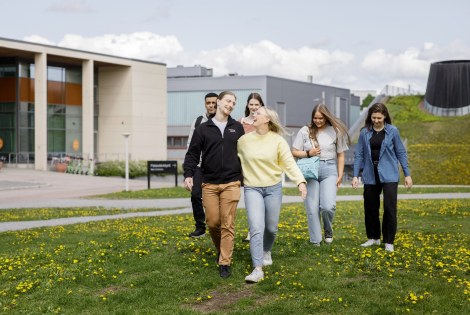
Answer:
[{"xmin": 353, "ymin": 124, "xmax": 410, "ymax": 184}]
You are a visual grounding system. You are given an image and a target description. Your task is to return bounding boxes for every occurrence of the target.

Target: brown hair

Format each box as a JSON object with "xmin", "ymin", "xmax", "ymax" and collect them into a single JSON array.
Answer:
[
  {"xmin": 244, "ymin": 92, "xmax": 265, "ymax": 117},
  {"xmin": 363, "ymin": 102, "xmax": 392, "ymax": 130},
  {"xmin": 308, "ymin": 104, "xmax": 350, "ymax": 145},
  {"xmin": 217, "ymin": 91, "xmax": 237, "ymax": 101}
]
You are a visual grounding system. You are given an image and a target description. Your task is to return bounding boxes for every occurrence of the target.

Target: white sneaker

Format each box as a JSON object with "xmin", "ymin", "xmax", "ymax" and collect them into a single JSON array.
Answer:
[
  {"xmin": 263, "ymin": 251, "xmax": 272, "ymax": 266},
  {"xmin": 360, "ymin": 239, "xmax": 381, "ymax": 247},
  {"xmin": 385, "ymin": 243, "xmax": 394, "ymax": 252},
  {"xmin": 244, "ymin": 232, "xmax": 251, "ymax": 242},
  {"xmin": 324, "ymin": 237, "xmax": 333, "ymax": 244},
  {"xmin": 245, "ymin": 268, "xmax": 264, "ymax": 283}
]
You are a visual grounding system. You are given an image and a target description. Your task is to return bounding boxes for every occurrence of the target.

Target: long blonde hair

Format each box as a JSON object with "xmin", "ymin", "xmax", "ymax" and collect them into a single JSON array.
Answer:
[{"xmin": 263, "ymin": 106, "xmax": 290, "ymax": 136}]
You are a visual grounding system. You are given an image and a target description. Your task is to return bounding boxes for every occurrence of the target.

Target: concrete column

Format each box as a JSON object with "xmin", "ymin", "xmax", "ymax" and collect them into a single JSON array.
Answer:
[
  {"xmin": 82, "ymin": 60, "xmax": 94, "ymax": 162},
  {"xmin": 34, "ymin": 53, "xmax": 48, "ymax": 171}
]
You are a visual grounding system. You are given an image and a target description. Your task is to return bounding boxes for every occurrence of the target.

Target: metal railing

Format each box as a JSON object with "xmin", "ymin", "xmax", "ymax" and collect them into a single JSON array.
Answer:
[{"xmin": 380, "ymin": 84, "xmax": 423, "ymax": 97}]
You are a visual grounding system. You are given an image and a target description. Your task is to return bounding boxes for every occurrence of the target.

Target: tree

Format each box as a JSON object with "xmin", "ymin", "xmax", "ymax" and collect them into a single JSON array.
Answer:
[{"xmin": 361, "ymin": 94, "xmax": 374, "ymax": 109}]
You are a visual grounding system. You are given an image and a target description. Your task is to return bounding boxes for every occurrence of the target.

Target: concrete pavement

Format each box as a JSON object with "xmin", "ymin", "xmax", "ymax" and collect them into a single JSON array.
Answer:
[{"xmin": 1, "ymin": 166, "xmax": 469, "ymax": 233}]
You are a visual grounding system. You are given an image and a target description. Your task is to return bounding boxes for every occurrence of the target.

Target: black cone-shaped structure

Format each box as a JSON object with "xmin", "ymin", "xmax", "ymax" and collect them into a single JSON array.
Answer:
[{"xmin": 424, "ymin": 60, "xmax": 470, "ymax": 116}]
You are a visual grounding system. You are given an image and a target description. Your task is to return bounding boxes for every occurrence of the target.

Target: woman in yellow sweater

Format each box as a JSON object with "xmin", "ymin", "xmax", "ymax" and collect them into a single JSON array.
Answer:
[{"xmin": 238, "ymin": 106, "xmax": 307, "ymax": 283}]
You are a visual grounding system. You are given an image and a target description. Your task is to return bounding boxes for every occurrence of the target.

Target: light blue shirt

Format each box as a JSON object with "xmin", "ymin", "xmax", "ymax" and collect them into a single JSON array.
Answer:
[{"xmin": 353, "ymin": 124, "xmax": 410, "ymax": 184}]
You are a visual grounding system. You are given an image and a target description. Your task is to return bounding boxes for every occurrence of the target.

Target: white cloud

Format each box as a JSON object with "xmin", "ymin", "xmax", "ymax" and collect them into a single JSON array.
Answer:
[
  {"xmin": 188, "ymin": 40, "xmax": 356, "ymax": 85},
  {"xmin": 360, "ymin": 41, "xmax": 470, "ymax": 91},
  {"xmin": 57, "ymin": 32, "xmax": 183, "ymax": 60},
  {"xmin": 362, "ymin": 48, "xmax": 429, "ymax": 79},
  {"xmin": 22, "ymin": 32, "xmax": 470, "ymax": 93}
]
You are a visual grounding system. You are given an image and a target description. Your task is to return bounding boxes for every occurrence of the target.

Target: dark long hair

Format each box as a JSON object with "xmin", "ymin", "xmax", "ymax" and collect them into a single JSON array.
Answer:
[
  {"xmin": 363, "ymin": 103, "xmax": 392, "ymax": 130},
  {"xmin": 244, "ymin": 92, "xmax": 265, "ymax": 117}
]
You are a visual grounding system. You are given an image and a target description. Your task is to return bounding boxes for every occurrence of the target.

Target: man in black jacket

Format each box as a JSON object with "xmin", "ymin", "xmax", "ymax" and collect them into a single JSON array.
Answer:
[{"xmin": 183, "ymin": 91, "xmax": 244, "ymax": 279}]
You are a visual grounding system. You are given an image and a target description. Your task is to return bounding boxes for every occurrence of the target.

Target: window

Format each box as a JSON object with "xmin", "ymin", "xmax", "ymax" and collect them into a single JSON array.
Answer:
[{"xmin": 167, "ymin": 136, "xmax": 188, "ymax": 149}]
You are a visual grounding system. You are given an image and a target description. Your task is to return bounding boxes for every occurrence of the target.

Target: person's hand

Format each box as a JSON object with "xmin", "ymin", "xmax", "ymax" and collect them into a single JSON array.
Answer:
[
  {"xmin": 307, "ymin": 147, "xmax": 321, "ymax": 156},
  {"xmin": 184, "ymin": 177, "xmax": 193, "ymax": 191},
  {"xmin": 298, "ymin": 182, "xmax": 307, "ymax": 200},
  {"xmin": 336, "ymin": 176, "xmax": 343, "ymax": 188},
  {"xmin": 351, "ymin": 177, "xmax": 359, "ymax": 189},
  {"xmin": 242, "ymin": 116, "xmax": 254, "ymax": 125},
  {"xmin": 404, "ymin": 176, "xmax": 413, "ymax": 189}
]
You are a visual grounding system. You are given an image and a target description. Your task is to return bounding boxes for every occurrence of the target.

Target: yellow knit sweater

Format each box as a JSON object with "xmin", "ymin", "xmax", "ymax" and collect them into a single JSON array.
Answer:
[{"xmin": 237, "ymin": 131, "xmax": 306, "ymax": 187}]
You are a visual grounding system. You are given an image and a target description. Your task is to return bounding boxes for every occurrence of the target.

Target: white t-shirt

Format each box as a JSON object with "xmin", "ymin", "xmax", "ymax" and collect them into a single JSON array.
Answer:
[
  {"xmin": 212, "ymin": 117, "xmax": 228, "ymax": 136},
  {"xmin": 292, "ymin": 125, "xmax": 349, "ymax": 160}
]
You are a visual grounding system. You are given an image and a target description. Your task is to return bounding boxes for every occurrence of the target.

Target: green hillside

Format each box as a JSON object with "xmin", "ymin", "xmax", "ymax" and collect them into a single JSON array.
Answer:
[{"xmin": 385, "ymin": 95, "xmax": 470, "ymax": 184}]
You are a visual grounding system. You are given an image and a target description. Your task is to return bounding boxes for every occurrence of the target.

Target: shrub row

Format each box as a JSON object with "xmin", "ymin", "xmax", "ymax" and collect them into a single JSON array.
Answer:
[
  {"xmin": 94, "ymin": 160, "xmax": 184, "ymax": 178},
  {"xmin": 94, "ymin": 160, "xmax": 148, "ymax": 178}
]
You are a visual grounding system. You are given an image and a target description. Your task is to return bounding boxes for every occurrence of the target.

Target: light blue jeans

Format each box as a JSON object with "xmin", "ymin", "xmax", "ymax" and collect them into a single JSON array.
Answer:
[
  {"xmin": 244, "ymin": 182, "xmax": 283, "ymax": 267},
  {"xmin": 304, "ymin": 159, "xmax": 338, "ymax": 244}
]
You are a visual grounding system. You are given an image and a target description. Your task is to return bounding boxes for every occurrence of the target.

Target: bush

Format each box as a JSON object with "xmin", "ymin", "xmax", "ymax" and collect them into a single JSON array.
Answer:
[
  {"xmin": 94, "ymin": 160, "xmax": 148, "ymax": 178},
  {"xmin": 361, "ymin": 94, "xmax": 375, "ymax": 109}
]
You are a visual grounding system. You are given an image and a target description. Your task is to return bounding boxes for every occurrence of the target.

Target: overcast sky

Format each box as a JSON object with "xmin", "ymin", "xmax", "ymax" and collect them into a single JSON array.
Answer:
[{"xmin": 2, "ymin": 0, "xmax": 469, "ymax": 93}]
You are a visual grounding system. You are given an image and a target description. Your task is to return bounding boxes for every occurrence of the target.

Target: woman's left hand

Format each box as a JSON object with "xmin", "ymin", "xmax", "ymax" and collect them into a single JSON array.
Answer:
[
  {"xmin": 404, "ymin": 176, "xmax": 413, "ymax": 189},
  {"xmin": 298, "ymin": 182, "xmax": 307, "ymax": 200}
]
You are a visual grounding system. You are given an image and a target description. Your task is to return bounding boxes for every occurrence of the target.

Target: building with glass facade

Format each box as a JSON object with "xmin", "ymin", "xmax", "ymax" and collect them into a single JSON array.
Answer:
[{"xmin": 0, "ymin": 37, "xmax": 167, "ymax": 171}]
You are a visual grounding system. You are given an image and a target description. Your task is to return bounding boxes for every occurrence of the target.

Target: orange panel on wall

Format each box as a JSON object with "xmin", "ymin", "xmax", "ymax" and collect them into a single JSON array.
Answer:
[
  {"xmin": 47, "ymin": 81, "xmax": 65, "ymax": 104},
  {"xmin": 19, "ymin": 78, "xmax": 34, "ymax": 102},
  {"xmin": 0, "ymin": 78, "xmax": 16, "ymax": 102},
  {"xmin": 1, "ymin": 78, "xmax": 83, "ymax": 105},
  {"xmin": 65, "ymin": 82, "xmax": 82, "ymax": 106},
  {"xmin": 47, "ymin": 81, "xmax": 82, "ymax": 106}
]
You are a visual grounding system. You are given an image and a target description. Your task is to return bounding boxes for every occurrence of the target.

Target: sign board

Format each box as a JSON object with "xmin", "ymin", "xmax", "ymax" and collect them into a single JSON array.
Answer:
[{"xmin": 147, "ymin": 160, "xmax": 178, "ymax": 188}]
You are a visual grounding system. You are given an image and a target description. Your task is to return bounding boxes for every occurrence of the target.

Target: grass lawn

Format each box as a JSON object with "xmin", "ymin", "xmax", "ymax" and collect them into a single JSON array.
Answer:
[
  {"xmin": 0, "ymin": 199, "xmax": 468, "ymax": 314},
  {"xmin": 0, "ymin": 207, "xmax": 182, "ymax": 222},
  {"xmin": 91, "ymin": 186, "xmax": 470, "ymax": 199}
]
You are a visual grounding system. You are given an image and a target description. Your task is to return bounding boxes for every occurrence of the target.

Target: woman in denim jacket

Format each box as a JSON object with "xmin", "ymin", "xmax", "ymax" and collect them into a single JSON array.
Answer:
[{"xmin": 352, "ymin": 103, "xmax": 413, "ymax": 252}]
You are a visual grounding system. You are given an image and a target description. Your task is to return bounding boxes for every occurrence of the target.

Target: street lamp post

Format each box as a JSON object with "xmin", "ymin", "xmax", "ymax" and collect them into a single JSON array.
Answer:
[{"xmin": 122, "ymin": 132, "xmax": 131, "ymax": 192}]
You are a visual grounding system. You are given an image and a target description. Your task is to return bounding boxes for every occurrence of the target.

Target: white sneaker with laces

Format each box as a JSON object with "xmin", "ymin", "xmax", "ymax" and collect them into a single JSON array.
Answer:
[
  {"xmin": 263, "ymin": 251, "xmax": 272, "ymax": 266},
  {"xmin": 385, "ymin": 243, "xmax": 394, "ymax": 252},
  {"xmin": 324, "ymin": 237, "xmax": 333, "ymax": 244},
  {"xmin": 245, "ymin": 268, "xmax": 264, "ymax": 283},
  {"xmin": 361, "ymin": 239, "xmax": 381, "ymax": 247}
]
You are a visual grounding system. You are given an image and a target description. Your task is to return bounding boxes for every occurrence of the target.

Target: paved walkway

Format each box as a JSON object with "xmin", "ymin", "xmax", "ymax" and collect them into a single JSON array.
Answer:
[{"xmin": 1, "ymin": 167, "xmax": 469, "ymax": 233}]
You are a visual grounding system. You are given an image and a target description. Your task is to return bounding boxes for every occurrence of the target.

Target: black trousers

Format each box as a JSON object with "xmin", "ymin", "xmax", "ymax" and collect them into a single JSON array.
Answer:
[
  {"xmin": 191, "ymin": 166, "xmax": 206, "ymax": 230},
  {"xmin": 363, "ymin": 181, "xmax": 398, "ymax": 244}
]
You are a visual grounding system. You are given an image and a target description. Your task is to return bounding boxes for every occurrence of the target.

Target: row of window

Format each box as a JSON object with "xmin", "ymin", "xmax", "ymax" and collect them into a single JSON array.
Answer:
[
  {"xmin": 0, "ymin": 61, "xmax": 81, "ymax": 83},
  {"xmin": 167, "ymin": 136, "xmax": 188, "ymax": 149}
]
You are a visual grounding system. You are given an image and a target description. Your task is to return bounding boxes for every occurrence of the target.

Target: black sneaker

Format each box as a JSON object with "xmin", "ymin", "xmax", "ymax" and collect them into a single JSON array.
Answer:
[
  {"xmin": 188, "ymin": 228, "xmax": 205, "ymax": 238},
  {"xmin": 219, "ymin": 265, "xmax": 231, "ymax": 278}
]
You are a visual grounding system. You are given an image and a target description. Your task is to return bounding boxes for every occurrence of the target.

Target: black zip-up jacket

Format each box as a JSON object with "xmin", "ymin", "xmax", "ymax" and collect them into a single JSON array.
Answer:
[{"xmin": 183, "ymin": 116, "xmax": 244, "ymax": 184}]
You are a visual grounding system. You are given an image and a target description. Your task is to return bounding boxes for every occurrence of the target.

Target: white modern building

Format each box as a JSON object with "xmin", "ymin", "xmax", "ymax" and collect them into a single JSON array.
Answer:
[{"xmin": 0, "ymin": 37, "xmax": 167, "ymax": 171}]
